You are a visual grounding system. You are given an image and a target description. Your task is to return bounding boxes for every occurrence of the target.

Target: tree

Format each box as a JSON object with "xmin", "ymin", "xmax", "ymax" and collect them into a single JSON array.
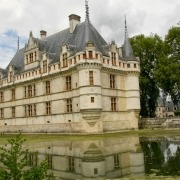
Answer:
[
  {"xmin": 0, "ymin": 133, "xmax": 54, "ymax": 180},
  {"xmin": 155, "ymin": 26, "xmax": 180, "ymax": 105},
  {"xmin": 141, "ymin": 141, "xmax": 164, "ymax": 175},
  {"xmin": 130, "ymin": 34, "xmax": 164, "ymax": 117},
  {"xmin": 160, "ymin": 146, "xmax": 180, "ymax": 176}
]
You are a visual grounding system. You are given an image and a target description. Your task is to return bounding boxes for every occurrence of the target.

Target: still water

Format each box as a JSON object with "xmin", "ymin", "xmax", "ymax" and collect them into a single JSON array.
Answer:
[{"xmin": 23, "ymin": 135, "xmax": 180, "ymax": 179}]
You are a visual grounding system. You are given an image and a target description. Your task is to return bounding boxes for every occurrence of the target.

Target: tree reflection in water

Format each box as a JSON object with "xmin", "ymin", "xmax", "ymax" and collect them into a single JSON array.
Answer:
[{"xmin": 141, "ymin": 140, "xmax": 180, "ymax": 176}]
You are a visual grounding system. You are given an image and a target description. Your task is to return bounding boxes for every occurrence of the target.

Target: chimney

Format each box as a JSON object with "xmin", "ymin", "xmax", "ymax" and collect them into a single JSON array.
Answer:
[
  {"xmin": 69, "ymin": 14, "xmax": 81, "ymax": 33},
  {"xmin": 40, "ymin": 30, "xmax": 47, "ymax": 39}
]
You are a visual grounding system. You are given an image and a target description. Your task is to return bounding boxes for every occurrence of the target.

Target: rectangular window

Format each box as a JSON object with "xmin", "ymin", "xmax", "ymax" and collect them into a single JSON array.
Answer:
[
  {"xmin": 12, "ymin": 107, "xmax": 15, "ymax": 118},
  {"xmin": 89, "ymin": 51, "xmax": 93, "ymax": 59},
  {"xmin": 111, "ymin": 52, "xmax": 116, "ymax": 66},
  {"xmin": 0, "ymin": 109, "xmax": 4, "ymax": 119},
  {"xmin": 63, "ymin": 53, "xmax": 68, "ymax": 67},
  {"xmin": 94, "ymin": 168, "xmax": 98, "ymax": 174},
  {"xmin": 27, "ymin": 153, "xmax": 37, "ymax": 166},
  {"xmin": 11, "ymin": 89, "xmax": 16, "ymax": 101},
  {"xmin": 46, "ymin": 81, "xmax": 50, "ymax": 94},
  {"xmin": 29, "ymin": 53, "xmax": 34, "ymax": 63},
  {"xmin": 33, "ymin": 85, "xmax": 36, "ymax": 96},
  {"xmin": 89, "ymin": 71, "xmax": 94, "ymax": 85},
  {"xmin": 25, "ymin": 104, "xmax": 36, "ymax": 117},
  {"xmin": 24, "ymin": 87, "xmax": 27, "ymax": 98},
  {"xmin": 24, "ymin": 106, "xmax": 27, "ymax": 117},
  {"xmin": 28, "ymin": 85, "xmax": 32, "ymax": 97},
  {"xmin": 9, "ymin": 72, "xmax": 13, "ymax": 82},
  {"xmin": 46, "ymin": 102, "xmax": 51, "ymax": 115},
  {"xmin": 110, "ymin": 75, "xmax": 115, "ymax": 89},
  {"xmin": 34, "ymin": 104, "xmax": 36, "ymax": 116},
  {"xmin": 43, "ymin": 60, "xmax": 47, "ymax": 73},
  {"xmin": 127, "ymin": 64, "xmax": 130, "ymax": 68},
  {"xmin": 68, "ymin": 157, "xmax": 75, "ymax": 172},
  {"xmin": 134, "ymin": 64, "xmax": 137, "ymax": 68},
  {"xmin": 28, "ymin": 105, "xmax": 33, "ymax": 116},
  {"xmin": 91, "ymin": 97, "xmax": 94, "ymax": 103},
  {"xmin": 114, "ymin": 154, "xmax": 120, "ymax": 169},
  {"xmin": 66, "ymin": 76, "xmax": 71, "ymax": 90},
  {"xmin": 67, "ymin": 99, "xmax": 72, "ymax": 113},
  {"xmin": 0, "ymin": 92, "xmax": 4, "ymax": 102},
  {"xmin": 111, "ymin": 97, "xmax": 116, "ymax": 111},
  {"xmin": 83, "ymin": 53, "xmax": 86, "ymax": 59}
]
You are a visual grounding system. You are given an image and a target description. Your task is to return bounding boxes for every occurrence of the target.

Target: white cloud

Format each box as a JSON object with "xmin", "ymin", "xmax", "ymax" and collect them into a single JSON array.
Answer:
[{"xmin": 0, "ymin": 0, "xmax": 179, "ymax": 68}]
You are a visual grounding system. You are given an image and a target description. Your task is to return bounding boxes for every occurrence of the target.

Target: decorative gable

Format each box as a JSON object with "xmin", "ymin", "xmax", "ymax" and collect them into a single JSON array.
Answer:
[
  {"xmin": 24, "ymin": 31, "xmax": 42, "ymax": 71},
  {"xmin": 60, "ymin": 43, "xmax": 71, "ymax": 68},
  {"xmin": 109, "ymin": 41, "xmax": 118, "ymax": 66}
]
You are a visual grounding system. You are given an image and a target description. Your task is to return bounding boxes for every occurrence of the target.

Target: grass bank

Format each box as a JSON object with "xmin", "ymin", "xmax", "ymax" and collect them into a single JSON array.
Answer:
[{"xmin": 0, "ymin": 128, "xmax": 179, "ymax": 143}]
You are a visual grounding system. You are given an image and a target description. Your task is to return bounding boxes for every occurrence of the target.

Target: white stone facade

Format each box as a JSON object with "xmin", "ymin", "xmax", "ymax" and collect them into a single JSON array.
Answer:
[{"xmin": 0, "ymin": 4, "xmax": 140, "ymax": 133}]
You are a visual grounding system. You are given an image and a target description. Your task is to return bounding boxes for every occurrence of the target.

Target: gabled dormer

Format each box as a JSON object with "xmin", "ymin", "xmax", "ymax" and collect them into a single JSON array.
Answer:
[
  {"xmin": 109, "ymin": 41, "xmax": 118, "ymax": 66},
  {"xmin": 24, "ymin": 31, "xmax": 43, "ymax": 70},
  {"xmin": 60, "ymin": 43, "xmax": 71, "ymax": 68}
]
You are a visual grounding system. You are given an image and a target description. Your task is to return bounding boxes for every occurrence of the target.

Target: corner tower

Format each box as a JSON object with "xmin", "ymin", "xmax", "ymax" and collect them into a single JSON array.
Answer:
[
  {"xmin": 78, "ymin": 0, "xmax": 103, "ymax": 133},
  {"xmin": 123, "ymin": 15, "xmax": 140, "ymax": 129}
]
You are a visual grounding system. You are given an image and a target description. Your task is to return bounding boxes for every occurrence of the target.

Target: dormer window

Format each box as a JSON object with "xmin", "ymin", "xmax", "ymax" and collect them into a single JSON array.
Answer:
[
  {"xmin": 111, "ymin": 52, "xmax": 116, "ymax": 66},
  {"xmin": 63, "ymin": 53, "xmax": 68, "ymax": 67},
  {"xmin": 83, "ymin": 53, "xmax": 86, "ymax": 59},
  {"xmin": 10, "ymin": 72, "xmax": 13, "ymax": 82},
  {"xmin": 89, "ymin": 51, "xmax": 93, "ymax": 59},
  {"xmin": 30, "ymin": 53, "xmax": 33, "ymax": 63},
  {"xmin": 43, "ymin": 60, "xmax": 47, "ymax": 73},
  {"xmin": 35, "ymin": 52, "xmax": 37, "ymax": 60}
]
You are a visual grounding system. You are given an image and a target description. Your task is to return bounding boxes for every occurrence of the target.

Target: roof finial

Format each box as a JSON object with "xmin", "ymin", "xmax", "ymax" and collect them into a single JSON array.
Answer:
[
  {"xmin": 85, "ymin": 0, "xmax": 90, "ymax": 23},
  {"xmin": 124, "ymin": 14, "xmax": 128, "ymax": 38},
  {"xmin": 17, "ymin": 36, "xmax": 19, "ymax": 51}
]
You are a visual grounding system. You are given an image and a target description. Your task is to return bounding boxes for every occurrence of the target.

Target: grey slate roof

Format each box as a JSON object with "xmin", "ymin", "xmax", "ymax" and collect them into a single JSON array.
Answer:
[
  {"xmin": 122, "ymin": 37, "xmax": 137, "ymax": 61},
  {"xmin": 8, "ymin": 22, "xmax": 109, "ymax": 74},
  {"xmin": 8, "ymin": 19, "xmax": 137, "ymax": 74}
]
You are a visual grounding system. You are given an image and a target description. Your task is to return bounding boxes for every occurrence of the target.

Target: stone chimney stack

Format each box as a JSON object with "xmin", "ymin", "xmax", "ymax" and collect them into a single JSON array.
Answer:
[
  {"xmin": 69, "ymin": 14, "xmax": 81, "ymax": 33},
  {"xmin": 40, "ymin": 30, "xmax": 47, "ymax": 39}
]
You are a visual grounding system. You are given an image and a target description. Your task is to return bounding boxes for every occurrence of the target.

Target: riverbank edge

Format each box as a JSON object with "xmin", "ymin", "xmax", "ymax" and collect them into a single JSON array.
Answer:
[{"xmin": 0, "ymin": 128, "xmax": 180, "ymax": 140}]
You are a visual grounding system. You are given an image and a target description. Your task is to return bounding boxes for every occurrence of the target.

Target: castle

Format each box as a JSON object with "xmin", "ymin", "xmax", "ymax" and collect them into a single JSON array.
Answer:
[{"xmin": 0, "ymin": 1, "xmax": 140, "ymax": 133}]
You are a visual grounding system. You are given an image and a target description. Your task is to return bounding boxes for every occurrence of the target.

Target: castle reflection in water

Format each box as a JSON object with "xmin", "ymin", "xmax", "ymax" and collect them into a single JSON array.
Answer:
[{"xmin": 25, "ymin": 135, "xmax": 144, "ymax": 179}]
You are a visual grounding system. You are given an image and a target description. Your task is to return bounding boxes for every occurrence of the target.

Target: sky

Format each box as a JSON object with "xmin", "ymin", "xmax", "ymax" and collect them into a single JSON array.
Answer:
[{"xmin": 0, "ymin": 0, "xmax": 179, "ymax": 69}]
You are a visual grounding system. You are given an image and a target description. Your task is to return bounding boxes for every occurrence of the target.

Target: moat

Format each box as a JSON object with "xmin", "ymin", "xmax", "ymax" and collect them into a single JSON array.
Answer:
[{"xmin": 0, "ymin": 132, "xmax": 180, "ymax": 179}]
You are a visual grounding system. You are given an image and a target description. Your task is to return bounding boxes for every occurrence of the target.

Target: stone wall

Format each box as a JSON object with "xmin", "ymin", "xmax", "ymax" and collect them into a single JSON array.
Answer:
[{"xmin": 139, "ymin": 117, "xmax": 180, "ymax": 129}]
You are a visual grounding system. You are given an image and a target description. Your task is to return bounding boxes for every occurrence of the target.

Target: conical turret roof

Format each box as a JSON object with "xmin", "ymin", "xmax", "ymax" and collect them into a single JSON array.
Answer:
[{"xmin": 122, "ymin": 16, "xmax": 137, "ymax": 61}]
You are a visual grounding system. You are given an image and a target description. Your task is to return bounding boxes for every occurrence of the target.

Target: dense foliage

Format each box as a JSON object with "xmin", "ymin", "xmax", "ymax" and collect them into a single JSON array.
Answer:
[
  {"xmin": 155, "ymin": 26, "xmax": 180, "ymax": 105},
  {"xmin": 0, "ymin": 134, "xmax": 54, "ymax": 180},
  {"xmin": 130, "ymin": 34, "xmax": 163, "ymax": 117},
  {"xmin": 130, "ymin": 25, "xmax": 180, "ymax": 117}
]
